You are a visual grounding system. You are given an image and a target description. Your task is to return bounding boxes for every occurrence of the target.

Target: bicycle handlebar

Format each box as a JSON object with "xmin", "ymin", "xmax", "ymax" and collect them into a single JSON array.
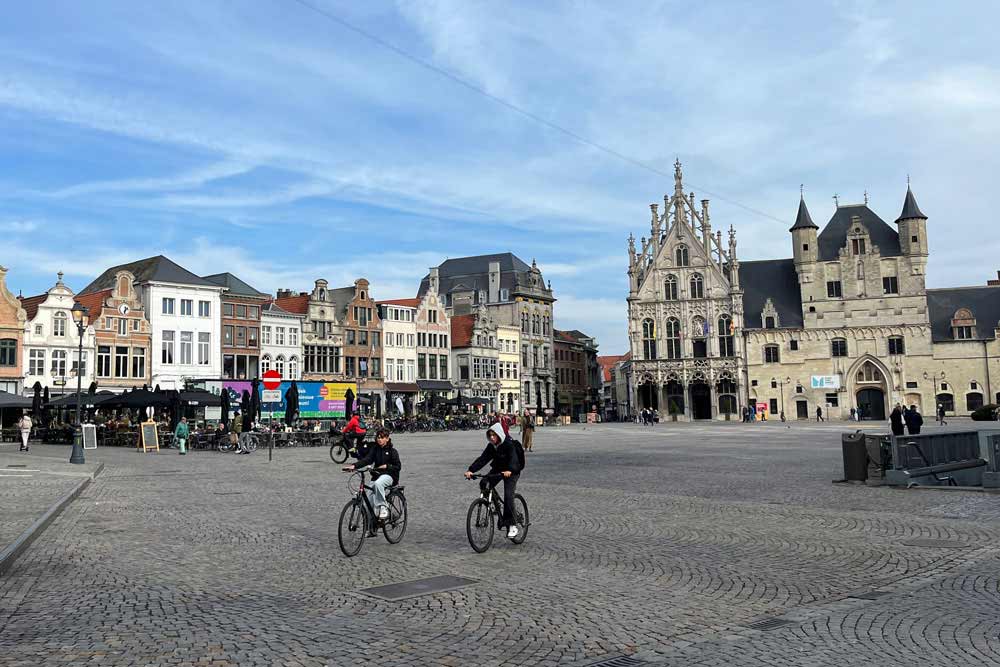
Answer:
[{"xmin": 467, "ymin": 472, "xmax": 505, "ymax": 480}]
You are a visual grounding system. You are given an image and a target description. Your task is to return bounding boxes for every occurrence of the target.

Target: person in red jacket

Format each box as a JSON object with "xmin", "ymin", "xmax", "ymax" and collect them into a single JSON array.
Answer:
[{"xmin": 342, "ymin": 412, "xmax": 367, "ymax": 457}]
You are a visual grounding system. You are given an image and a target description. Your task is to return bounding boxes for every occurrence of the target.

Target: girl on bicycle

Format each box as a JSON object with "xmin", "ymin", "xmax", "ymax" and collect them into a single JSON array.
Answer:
[{"xmin": 343, "ymin": 429, "xmax": 401, "ymax": 520}]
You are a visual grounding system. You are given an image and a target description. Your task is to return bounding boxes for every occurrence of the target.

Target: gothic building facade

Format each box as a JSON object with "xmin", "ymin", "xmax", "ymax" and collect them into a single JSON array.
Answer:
[{"xmin": 627, "ymin": 163, "xmax": 1000, "ymax": 420}]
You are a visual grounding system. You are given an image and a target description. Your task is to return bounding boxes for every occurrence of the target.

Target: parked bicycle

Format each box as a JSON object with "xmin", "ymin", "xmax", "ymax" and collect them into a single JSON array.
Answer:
[
  {"xmin": 218, "ymin": 431, "xmax": 260, "ymax": 453},
  {"xmin": 338, "ymin": 465, "xmax": 408, "ymax": 557},
  {"xmin": 465, "ymin": 472, "xmax": 529, "ymax": 553}
]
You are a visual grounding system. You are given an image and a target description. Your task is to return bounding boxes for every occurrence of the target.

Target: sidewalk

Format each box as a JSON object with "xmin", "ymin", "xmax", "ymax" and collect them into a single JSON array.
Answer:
[{"xmin": 0, "ymin": 446, "xmax": 103, "ymax": 575}]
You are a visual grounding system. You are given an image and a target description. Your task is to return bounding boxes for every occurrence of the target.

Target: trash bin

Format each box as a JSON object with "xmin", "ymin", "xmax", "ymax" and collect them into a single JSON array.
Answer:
[{"xmin": 842, "ymin": 431, "xmax": 868, "ymax": 482}]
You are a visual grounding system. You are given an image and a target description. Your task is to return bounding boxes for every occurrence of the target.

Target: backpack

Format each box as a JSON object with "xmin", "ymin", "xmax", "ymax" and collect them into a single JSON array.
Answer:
[
  {"xmin": 357, "ymin": 415, "xmax": 367, "ymax": 431},
  {"xmin": 511, "ymin": 438, "xmax": 526, "ymax": 472}
]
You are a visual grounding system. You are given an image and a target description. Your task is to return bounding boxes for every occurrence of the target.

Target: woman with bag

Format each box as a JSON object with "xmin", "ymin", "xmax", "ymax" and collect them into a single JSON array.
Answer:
[{"xmin": 17, "ymin": 411, "xmax": 32, "ymax": 452}]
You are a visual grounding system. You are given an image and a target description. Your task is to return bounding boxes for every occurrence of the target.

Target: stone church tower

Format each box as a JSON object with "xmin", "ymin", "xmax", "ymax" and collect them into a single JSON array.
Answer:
[{"xmin": 626, "ymin": 161, "xmax": 744, "ymax": 420}]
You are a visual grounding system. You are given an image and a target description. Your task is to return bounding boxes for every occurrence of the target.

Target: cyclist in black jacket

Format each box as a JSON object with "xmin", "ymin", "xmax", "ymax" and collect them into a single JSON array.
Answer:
[
  {"xmin": 465, "ymin": 423, "xmax": 523, "ymax": 538},
  {"xmin": 343, "ymin": 429, "xmax": 401, "ymax": 520}
]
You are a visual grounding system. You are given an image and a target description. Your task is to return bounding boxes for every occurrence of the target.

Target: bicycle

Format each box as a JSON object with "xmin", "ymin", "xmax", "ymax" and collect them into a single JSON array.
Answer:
[
  {"xmin": 329, "ymin": 431, "xmax": 370, "ymax": 464},
  {"xmin": 337, "ymin": 466, "xmax": 408, "ymax": 557},
  {"xmin": 465, "ymin": 473, "xmax": 529, "ymax": 553},
  {"xmin": 218, "ymin": 432, "xmax": 260, "ymax": 454}
]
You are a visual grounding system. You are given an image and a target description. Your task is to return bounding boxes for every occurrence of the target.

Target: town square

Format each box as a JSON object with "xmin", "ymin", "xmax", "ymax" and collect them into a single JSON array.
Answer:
[{"xmin": 2, "ymin": 2, "xmax": 1000, "ymax": 666}]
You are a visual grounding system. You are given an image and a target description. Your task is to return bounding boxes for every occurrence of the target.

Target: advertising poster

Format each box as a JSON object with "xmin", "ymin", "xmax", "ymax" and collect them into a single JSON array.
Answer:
[{"xmin": 210, "ymin": 381, "xmax": 355, "ymax": 419}]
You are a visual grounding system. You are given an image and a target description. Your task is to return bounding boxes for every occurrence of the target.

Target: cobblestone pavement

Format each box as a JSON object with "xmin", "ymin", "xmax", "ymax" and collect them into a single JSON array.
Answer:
[
  {"xmin": 0, "ymin": 448, "xmax": 97, "ymax": 549},
  {"xmin": 1, "ymin": 422, "xmax": 998, "ymax": 666}
]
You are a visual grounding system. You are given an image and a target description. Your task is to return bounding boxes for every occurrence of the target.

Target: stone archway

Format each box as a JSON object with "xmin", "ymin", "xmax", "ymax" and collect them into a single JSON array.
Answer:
[
  {"xmin": 849, "ymin": 356, "xmax": 890, "ymax": 421},
  {"xmin": 638, "ymin": 377, "xmax": 658, "ymax": 411}
]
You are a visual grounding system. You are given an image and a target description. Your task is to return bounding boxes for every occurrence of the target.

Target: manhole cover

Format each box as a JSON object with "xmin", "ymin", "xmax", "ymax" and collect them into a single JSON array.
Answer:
[
  {"xmin": 6, "ymin": 464, "xmax": 26, "ymax": 468},
  {"xmin": 585, "ymin": 657, "xmax": 647, "ymax": 667},
  {"xmin": 360, "ymin": 575, "xmax": 477, "ymax": 601},
  {"xmin": 745, "ymin": 617, "xmax": 797, "ymax": 631},
  {"xmin": 903, "ymin": 539, "xmax": 967, "ymax": 548},
  {"xmin": 849, "ymin": 591, "xmax": 891, "ymax": 600}
]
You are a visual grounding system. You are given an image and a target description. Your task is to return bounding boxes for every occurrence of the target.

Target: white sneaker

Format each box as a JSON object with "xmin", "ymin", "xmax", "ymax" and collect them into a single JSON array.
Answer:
[{"xmin": 507, "ymin": 526, "xmax": 519, "ymax": 539}]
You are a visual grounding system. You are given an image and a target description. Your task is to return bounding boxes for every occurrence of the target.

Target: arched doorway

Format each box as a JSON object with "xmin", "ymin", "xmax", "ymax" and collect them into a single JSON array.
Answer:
[
  {"xmin": 663, "ymin": 379, "xmax": 684, "ymax": 417},
  {"xmin": 639, "ymin": 380, "xmax": 658, "ymax": 411},
  {"xmin": 857, "ymin": 388, "xmax": 885, "ymax": 420},
  {"xmin": 853, "ymin": 359, "xmax": 888, "ymax": 421},
  {"xmin": 690, "ymin": 382, "xmax": 712, "ymax": 420}
]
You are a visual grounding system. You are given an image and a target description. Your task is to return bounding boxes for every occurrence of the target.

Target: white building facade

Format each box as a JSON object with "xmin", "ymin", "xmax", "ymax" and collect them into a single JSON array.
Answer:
[
  {"xmin": 378, "ymin": 299, "xmax": 419, "ymax": 414},
  {"xmin": 20, "ymin": 273, "xmax": 96, "ymax": 396},
  {"xmin": 260, "ymin": 302, "xmax": 304, "ymax": 381}
]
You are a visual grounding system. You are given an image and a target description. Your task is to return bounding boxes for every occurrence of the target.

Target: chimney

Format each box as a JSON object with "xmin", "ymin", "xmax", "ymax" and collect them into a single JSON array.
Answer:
[
  {"xmin": 429, "ymin": 267, "xmax": 440, "ymax": 294},
  {"xmin": 276, "ymin": 289, "xmax": 293, "ymax": 299},
  {"xmin": 488, "ymin": 261, "xmax": 500, "ymax": 303}
]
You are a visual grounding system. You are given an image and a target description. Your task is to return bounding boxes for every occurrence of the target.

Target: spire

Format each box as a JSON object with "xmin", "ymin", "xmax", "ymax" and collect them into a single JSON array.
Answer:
[
  {"xmin": 896, "ymin": 183, "xmax": 927, "ymax": 222},
  {"xmin": 673, "ymin": 158, "xmax": 684, "ymax": 198},
  {"xmin": 789, "ymin": 192, "xmax": 818, "ymax": 232}
]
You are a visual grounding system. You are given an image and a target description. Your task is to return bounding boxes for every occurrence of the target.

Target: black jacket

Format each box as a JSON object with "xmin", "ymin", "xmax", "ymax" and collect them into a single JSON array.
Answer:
[
  {"xmin": 355, "ymin": 444, "xmax": 401, "ymax": 485},
  {"xmin": 903, "ymin": 409, "xmax": 923, "ymax": 429},
  {"xmin": 468, "ymin": 437, "xmax": 522, "ymax": 476}
]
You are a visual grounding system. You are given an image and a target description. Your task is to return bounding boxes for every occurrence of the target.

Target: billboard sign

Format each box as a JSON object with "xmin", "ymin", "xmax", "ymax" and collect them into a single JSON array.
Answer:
[
  {"xmin": 811, "ymin": 375, "xmax": 841, "ymax": 389},
  {"xmin": 210, "ymin": 380, "xmax": 356, "ymax": 419}
]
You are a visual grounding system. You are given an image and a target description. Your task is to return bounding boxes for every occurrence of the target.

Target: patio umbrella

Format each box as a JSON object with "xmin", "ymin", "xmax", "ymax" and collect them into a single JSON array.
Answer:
[
  {"xmin": 177, "ymin": 390, "xmax": 222, "ymax": 406},
  {"xmin": 241, "ymin": 390, "xmax": 251, "ymax": 431},
  {"xmin": 284, "ymin": 381, "xmax": 299, "ymax": 427},
  {"xmin": 249, "ymin": 378, "xmax": 261, "ymax": 424},
  {"xmin": 169, "ymin": 390, "xmax": 181, "ymax": 432},
  {"xmin": 88, "ymin": 381, "xmax": 98, "ymax": 395},
  {"xmin": 536, "ymin": 384, "xmax": 542, "ymax": 414},
  {"xmin": 42, "ymin": 386, "xmax": 51, "ymax": 426},
  {"xmin": 375, "ymin": 394, "xmax": 382, "ymax": 420},
  {"xmin": 31, "ymin": 382, "xmax": 42, "ymax": 417},
  {"xmin": 0, "ymin": 391, "xmax": 34, "ymax": 428},
  {"xmin": 220, "ymin": 387, "xmax": 231, "ymax": 427},
  {"xmin": 344, "ymin": 388, "xmax": 355, "ymax": 418}
]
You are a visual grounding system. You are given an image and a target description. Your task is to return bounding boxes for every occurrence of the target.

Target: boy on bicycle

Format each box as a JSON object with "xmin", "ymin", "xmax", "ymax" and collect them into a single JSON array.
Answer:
[
  {"xmin": 465, "ymin": 424, "xmax": 523, "ymax": 539},
  {"xmin": 342, "ymin": 411, "xmax": 368, "ymax": 458},
  {"xmin": 343, "ymin": 429, "xmax": 400, "ymax": 520}
]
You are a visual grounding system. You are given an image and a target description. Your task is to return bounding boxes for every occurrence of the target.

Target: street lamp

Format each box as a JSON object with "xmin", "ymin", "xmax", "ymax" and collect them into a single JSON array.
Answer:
[
  {"xmin": 923, "ymin": 370, "xmax": 946, "ymax": 411},
  {"xmin": 771, "ymin": 376, "xmax": 791, "ymax": 420},
  {"xmin": 69, "ymin": 302, "xmax": 89, "ymax": 465}
]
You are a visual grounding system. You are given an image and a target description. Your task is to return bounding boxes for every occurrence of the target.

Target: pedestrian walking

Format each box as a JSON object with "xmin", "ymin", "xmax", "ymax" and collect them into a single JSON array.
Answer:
[
  {"xmin": 936, "ymin": 403, "xmax": 947, "ymax": 426},
  {"xmin": 889, "ymin": 403, "xmax": 905, "ymax": 436},
  {"xmin": 520, "ymin": 410, "xmax": 535, "ymax": 452},
  {"xmin": 816, "ymin": 406, "xmax": 824, "ymax": 422},
  {"xmin": 17, "ymin": 412, "xmax": 32, "ymax": 452},
  {"xmin": 849, "ymin": 407, "xmax": 856, "ymax": 421},
  {"xmin": 174, "ymin": 417, "xmax": 189, "ymax": 455},
  {"xmin": 904, "ymin": 405, "xmax": 923, "ymax": 435}
]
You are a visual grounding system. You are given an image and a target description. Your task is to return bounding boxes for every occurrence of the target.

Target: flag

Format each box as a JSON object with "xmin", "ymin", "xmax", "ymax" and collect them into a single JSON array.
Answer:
[{"xmin": 702, "ymin": 320, "xmax": 710, "ymax": 336}]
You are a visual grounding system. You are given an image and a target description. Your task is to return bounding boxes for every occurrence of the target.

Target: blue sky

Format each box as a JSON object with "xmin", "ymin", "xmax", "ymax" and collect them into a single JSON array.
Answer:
[{"xmin": 2, "ymin": 1, "xmax": 999, "ymax": 353}]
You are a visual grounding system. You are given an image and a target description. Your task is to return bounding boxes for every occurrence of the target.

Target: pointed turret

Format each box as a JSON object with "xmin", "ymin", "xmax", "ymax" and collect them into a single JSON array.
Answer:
[
  {"xmin": 788, "ymin": 194, "xmax": 818, "ymax": 232},
  {"xmin": 895, "ymin": 184, "xmax": 927, "ymax": 222},
  {"xmin": 896, "ymin": 181, "xmax": 929, "ymax": 258}
]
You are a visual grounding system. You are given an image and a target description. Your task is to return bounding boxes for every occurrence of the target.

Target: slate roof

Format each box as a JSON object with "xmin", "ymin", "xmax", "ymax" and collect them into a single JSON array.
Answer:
[
  {"xmin": 738, "ymin": 259, "xmax": 804, "ymax": 329},
  {"xmin": 817, "ymin": 204, "xmax": 901, "ymax": 261},
  {"xmin": 417, "ymin": 252, "xmax": 538, "ymax": 300},
  {"xmin": 328, "ymin": 287, "xmax": 357, "ymax": 320},
  {"xmin": 202, "ymin": 273, "xmax": 269, "ymax": 299},
  {"xmin": 896, "ymin": 186, "xmax": 927, "ymax": 221},
  {"xmin": 81, "ymin": 255, "xmax": 216, "ymax": 294},
  {"xmin": 450, "ymin": 314, "xmax": 476, "ymax": 348},
  {"xmin": 789, "ymin": 196, "xmax": 818, "ymax": 231},
  {"xmin": 926, "ymin": 286, "xmax": 1000, "ymax": 342},
  {"xmin": 17, "ymin": 294, "xmax": 48, "ymax": 321}
]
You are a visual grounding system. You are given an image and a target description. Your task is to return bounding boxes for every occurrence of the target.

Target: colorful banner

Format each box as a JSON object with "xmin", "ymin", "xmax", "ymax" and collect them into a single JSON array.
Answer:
[{"xmin": 210, "ymin": 380, "xmax": 356, "ymax": 419}]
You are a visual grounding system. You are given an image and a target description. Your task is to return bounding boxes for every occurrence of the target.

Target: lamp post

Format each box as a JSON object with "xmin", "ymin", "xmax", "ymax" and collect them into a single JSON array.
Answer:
[
  {"xmin": 772, "ymin": 376, "xmax": 791, "ymax": 420},
  {"xmin": 923, "ymin": 370, "xmax": 946, "ymax": 409},
  {"xmin": 69, "ymin": 302, "xmax": 89, "ymax": 464}
]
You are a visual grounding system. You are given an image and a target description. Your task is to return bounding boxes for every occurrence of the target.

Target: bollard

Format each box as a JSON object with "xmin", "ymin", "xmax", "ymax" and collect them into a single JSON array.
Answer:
[{"xmin": 268, "ymin": 433, "xmax": 273, "ymax": 462}]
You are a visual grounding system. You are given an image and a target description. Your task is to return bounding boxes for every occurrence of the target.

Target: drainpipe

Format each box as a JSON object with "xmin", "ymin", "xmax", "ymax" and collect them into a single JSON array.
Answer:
[{"xmin": 985, "ymin": 340, "xmax": 992, "ymax": 403}]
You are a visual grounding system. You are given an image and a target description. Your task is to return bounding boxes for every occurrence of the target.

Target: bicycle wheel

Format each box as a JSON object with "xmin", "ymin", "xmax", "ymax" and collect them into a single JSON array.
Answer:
[
  {"xmin": 510, "ymin": 494, "xmax": 529, "ymax": 544},
  {"xmin": 338, "ymin": 498, "xmax": 368, "ymax": 557},
  {"xmin": 330, "ymin": 441, "xmax": 348, "ymax": 464},
  {"xmin": 245, "ymin": 435, "xmax": 259, "ymax": 453},
  {"xmin": 466, "ymin": 498, "xmax": 494, "ymax": 553},
  {"xmin": 218, "ymin": 437, "xmax": 235, "ymax": 453},
  {"xmin": 382, "ymin": 491, "xmax": 408, "ymax": 544}
]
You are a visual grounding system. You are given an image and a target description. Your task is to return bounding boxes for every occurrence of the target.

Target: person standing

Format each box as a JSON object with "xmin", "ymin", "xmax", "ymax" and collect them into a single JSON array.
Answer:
[
  {"xmin": 520, "ymin": 409, "xmax": 535, "ymax": 452},
  {"xmin": 889, "ymin": 403, "xmax": 905, "ymax": 436},
  {"xmin": 849, "ymin": 407, "xmax": 856, "ymax": 422},
  {"xmin": 174, "ymin": 417, "xmax": 190, "ymax": 455},
  {"xmin": 816, "ymin": 406, "xmax": 824, "ymax": 422},
  {"xmin": 904, "ymin": 405, "xmax": 923, "ymax": 435},
  {"xmin": 936, "ymin": 403, "xmax": 947, "ymax": 426},
  {"xmin": 17, "ymin": 412, "xmax": 32, "ymax": 452}
]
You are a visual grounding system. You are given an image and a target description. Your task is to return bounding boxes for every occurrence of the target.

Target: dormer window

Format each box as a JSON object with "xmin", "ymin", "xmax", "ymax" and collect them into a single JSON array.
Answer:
[
  {"xmin": 675, "ymin": 244, "xmax": 689, "ymax": 267},
  {"xmin": 851, "ymin": 238, "xmax": 866, "ymax": 255},
  {"xmin": 951, "ymin": 308, "xmax": 976, "ymax": 339}
]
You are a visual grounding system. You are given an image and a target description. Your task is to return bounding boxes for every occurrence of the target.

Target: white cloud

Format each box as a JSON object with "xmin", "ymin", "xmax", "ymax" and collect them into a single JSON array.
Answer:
[
  {"xmin": 50, "ymin": 160, "xmax": 255, "ymax": 198},
  {"xmin": 0, "ymin": 220, "xmax": 38, "ymax": 233}
]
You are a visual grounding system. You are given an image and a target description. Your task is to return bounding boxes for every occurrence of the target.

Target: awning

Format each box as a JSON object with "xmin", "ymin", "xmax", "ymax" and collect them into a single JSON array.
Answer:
[
  {"xmin": 384, "ymin": 383, "xmax": 419, "ymax": 393},
  {"xmin": 417, "ymin": 380, "xmax": 455, "ymax": 391},
  {"xmin": 0, "ymin": 391, "xmax": 33, "ymax": 409}
]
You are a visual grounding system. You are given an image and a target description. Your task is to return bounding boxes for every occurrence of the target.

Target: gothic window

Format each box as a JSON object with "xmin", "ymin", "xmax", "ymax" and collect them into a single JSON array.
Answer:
[
  {"xmin": 642, "ymin": 319, "xmax": 656, "ymax": 360},
  {"xmin": 718, "ymin": 314, "xmax": 734, "ymax": 357},
  {"xmin": 664, "ymin": 317, "xmax": 681, "ymax": 359},
  {"xmin": 689, "ymin": 273, "xmax": 704, "ymax": 299},
  {"xmin": 675, "ymin": 244, "xmax": 689, "ymax": 267},
  {"xmin": 664, "ymin": 275, "xmax": 678, "ymax": 301},
  {"xmin": 856, "ymin": 361, "xmax": 882, "ymax": 383},
  {"xmin": 831, "ymin": 338, "xmax": 848, "ymax": 357}
]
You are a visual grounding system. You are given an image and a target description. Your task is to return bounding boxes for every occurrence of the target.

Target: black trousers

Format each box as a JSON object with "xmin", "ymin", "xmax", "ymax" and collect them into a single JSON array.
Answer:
[{"xmin": 481, "ymin": 474, "xmax": 519, "ymax": 526}]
